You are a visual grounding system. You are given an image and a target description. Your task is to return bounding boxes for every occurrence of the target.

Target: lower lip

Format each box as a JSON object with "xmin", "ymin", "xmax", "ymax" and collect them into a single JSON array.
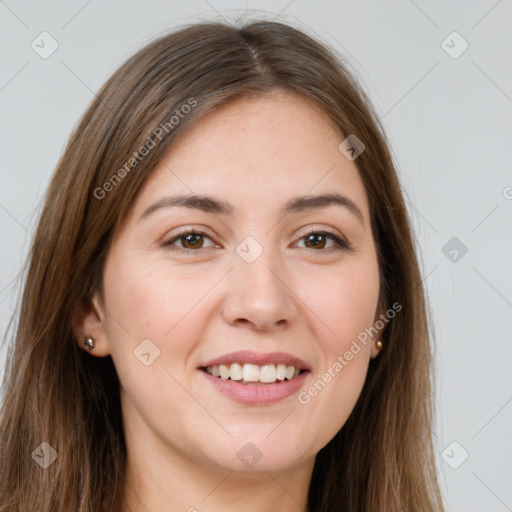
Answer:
[{"xmin": 200, "ymin": 370, "xmax": 309, "ymax": 405}]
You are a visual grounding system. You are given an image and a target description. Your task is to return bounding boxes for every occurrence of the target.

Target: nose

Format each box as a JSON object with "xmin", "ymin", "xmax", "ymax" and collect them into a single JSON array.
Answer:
[{"xmin": 221, "ymin": 249, "xmax": 298, "ymax": 332}]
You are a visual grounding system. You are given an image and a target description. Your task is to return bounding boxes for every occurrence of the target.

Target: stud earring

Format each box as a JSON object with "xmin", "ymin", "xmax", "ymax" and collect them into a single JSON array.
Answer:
[
  {"xmin": 376, "ymin": 340, "xmax": 383, "ymax": 351},
  {"xmin": 83, "ymin": 336, "xmax": 94, "ymax": 351}
]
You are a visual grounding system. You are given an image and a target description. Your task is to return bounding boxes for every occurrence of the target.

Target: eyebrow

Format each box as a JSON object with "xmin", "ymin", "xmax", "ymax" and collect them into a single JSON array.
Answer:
[{"xmin": 138, "ymin": 192, "xmax": 364, "ymax": 225}]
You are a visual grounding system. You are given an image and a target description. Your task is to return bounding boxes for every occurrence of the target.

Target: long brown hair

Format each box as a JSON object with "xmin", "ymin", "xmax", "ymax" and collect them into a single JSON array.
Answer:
[{"xmin": 0, "ymin": 20, "xmax": 445, "ymax": 511}]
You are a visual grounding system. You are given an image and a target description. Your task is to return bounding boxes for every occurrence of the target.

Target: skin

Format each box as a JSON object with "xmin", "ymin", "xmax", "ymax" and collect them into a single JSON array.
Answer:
[{"xmin": 75, "ymin": 91, "xmax": 384, "ymax": 512}]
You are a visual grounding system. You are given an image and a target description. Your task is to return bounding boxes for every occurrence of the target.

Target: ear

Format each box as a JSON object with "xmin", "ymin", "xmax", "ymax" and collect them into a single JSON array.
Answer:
[
  {"xmin": 72, "ymin": 291, "xmax": 111, "ymax": 357},
  {"xmin": 369, "ymin": 303, "xmax": 387, "ymax": 359}
]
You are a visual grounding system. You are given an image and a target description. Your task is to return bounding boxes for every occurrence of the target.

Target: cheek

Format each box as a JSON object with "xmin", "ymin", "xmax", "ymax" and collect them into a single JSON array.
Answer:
[
  {"xmin": 300, "ymin": 352, "xmax": 369, "ymax": 448},
  {"xmin": 104, "ymin": 257, "xmax": 213, "ymax": 338},
  {"xmin": 296, "ymin": 256, "xmax": 381, "ymax": 353},
  {"xmin": 292, "ymin": 258, "xmax": 379, "ymax": 437},
  {"xmin": 100, "ymin": 259, "xmax": 217, "ymax": 431},
  {"xmin": 102, "ymin": 257, "xmax": 231, "ymax": 392}
]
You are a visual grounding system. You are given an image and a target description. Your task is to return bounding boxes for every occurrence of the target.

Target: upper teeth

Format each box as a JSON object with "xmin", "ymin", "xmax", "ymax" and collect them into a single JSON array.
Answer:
[{"xmin": 205, "ymin": 363, "xmax": 301, "ymax": 383}]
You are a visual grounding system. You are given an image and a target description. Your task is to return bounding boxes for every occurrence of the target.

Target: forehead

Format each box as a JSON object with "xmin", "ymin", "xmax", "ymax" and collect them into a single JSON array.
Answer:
[{"xmin": 129, "ymin": 92, "xmax": 370, "ymax": 222}]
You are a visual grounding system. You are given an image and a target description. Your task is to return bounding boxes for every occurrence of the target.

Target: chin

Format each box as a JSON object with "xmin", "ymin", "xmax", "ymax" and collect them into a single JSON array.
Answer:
[{"xmin": 196, "ymin": 434, "xmax": 314, "ymax": 474}]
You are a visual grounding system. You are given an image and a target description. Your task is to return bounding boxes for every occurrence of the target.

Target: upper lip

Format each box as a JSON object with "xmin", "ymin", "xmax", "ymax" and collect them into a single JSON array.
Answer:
[{"xmin": 199, "ymin": 350, "xmax": 311, "ymax": 371}]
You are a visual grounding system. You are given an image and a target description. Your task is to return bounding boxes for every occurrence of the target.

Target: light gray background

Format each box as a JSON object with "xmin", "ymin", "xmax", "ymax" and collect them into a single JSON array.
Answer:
[{"xmin": 1, "ymin": 1, "xmax": 511, "ymax": 510}]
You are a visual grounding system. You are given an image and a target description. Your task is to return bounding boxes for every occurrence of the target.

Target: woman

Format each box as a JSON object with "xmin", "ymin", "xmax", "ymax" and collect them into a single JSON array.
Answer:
[{"xmin": 0, "ymin": 20, "xmax": 445, "ymax": 511}]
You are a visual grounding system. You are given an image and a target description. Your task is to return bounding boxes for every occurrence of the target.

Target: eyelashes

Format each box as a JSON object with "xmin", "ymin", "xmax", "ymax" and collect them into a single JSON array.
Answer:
[
  {"xmin": 163, "ymin": 230, "xmax": 216, "ymax": 252},
  {"xmin": 161, "ymin": 228, "xmax": 352, "ymax": 254},
  {"xmin": 296, "ymin": 230, "xmax": 351, "ymax": 251}
]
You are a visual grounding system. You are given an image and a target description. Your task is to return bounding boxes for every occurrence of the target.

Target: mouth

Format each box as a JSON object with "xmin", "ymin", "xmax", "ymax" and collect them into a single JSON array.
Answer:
[
  {"xmin": 198, "ymin": 350, "xmax": 311, "ymax": 404},
  {"xmin": 200, "ymin": 363, "xmax": 309, "ymax": 385}
]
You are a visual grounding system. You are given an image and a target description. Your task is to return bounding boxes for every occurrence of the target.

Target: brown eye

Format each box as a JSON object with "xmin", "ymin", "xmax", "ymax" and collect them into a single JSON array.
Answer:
[
  {"xmin": 296, "ymin": 231, "xmax": 349, "ymax": 251},
  {"xmin": 180, "ymin": 233, "xmax": 204, "ymax": 249},
  {"xmin": 163, "ymin": 230, "xmax": 216, "ymax": 252},
  {"xmin": 304, "ymin": 233, "xmax": 328, "ymax": 249}
]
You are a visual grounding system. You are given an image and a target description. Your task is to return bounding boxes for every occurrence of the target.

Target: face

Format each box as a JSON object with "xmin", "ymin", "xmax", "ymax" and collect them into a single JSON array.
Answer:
[{"xmin": 79, "ymin": 92, "xmax": 383, "ymax": 475}]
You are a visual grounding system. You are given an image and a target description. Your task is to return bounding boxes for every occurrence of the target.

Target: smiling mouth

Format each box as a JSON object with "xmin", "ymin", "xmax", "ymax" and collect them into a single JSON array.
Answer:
[{"xmin": 201, "ymin": 363, "xmax": 307, "ymax": 385}]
